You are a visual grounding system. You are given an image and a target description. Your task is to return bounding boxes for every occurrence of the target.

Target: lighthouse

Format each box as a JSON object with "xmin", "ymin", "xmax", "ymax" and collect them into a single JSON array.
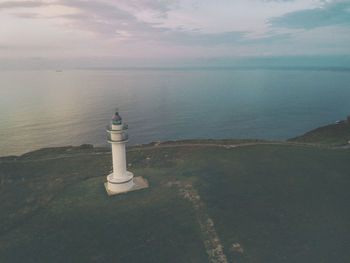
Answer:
[
  {"xmin": 105, "ymin": 110, "xmax": 148, "ymax": 195},
  {"xmin": 106, "ymin": 110, "xmax": 134, "ymax": 193}
]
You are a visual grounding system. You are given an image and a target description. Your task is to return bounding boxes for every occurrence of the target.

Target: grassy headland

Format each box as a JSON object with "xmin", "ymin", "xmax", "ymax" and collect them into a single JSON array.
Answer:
[
  {"xmin": 289, "ymin": 117, "xmax": 350, "ymax": 146},
  {"xmin": 0, "ymin": 121, "xmax": 350, "ymax": 263}
]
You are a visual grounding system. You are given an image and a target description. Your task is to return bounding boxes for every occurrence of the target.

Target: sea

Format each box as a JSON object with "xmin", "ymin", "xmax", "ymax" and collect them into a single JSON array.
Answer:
[{"xmin": 1, "ymin": 68, "xmax": 350, "ymax": 156}]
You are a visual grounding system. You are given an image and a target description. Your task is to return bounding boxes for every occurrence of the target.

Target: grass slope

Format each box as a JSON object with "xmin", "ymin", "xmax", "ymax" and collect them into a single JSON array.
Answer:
[
  {"xmin": 289, "ymin": 120, "xmax": 350, "ymax": 146},
  {"xmin": 1, "ymin": 140, "xmax": 350, "ymax": 262}
]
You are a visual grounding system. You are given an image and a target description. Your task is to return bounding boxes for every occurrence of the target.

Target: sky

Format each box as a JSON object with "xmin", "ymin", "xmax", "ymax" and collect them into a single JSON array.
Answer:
[{"xmin": 1, "ymin": 0, "xmax": 350, "ymax": 68}]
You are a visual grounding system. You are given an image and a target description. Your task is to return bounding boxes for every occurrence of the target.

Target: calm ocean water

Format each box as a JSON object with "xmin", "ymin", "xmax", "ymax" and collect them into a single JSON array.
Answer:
[{"xmin": 0, "ymin": 69, "xmax": 349, "ymax": 156}]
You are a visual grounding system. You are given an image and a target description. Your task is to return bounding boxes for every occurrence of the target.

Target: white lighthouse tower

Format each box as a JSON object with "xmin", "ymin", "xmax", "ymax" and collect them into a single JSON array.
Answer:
[{"xmin": 106, "ymin": 110, "xmax": 134, "ymax": 194}]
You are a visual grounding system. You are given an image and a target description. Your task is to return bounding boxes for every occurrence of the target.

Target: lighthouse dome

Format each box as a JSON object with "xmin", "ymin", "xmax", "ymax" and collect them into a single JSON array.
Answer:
[{"xmin": 112, "ymin": 111, "xmax": 122, "ymax": 125}]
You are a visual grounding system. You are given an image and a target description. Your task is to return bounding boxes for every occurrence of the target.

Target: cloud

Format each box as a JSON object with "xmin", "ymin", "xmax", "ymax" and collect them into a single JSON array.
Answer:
[
  {"xmin": 56, "ymin": 0, "xmax": 139, "ymax": 37},
  {"xmin": 11, "ymin": 12, "xmax": 40, "ymax": 19},
  {"xmin": 158, "ymin": 30, "xmax": 246, "ymax": 46},
  {"xmin": 269, "ymin": 0, "xmax": 350, "ymax": 29},
  {"xmin": 263, "ymin": 0, "xmax": 295, "ymax": 1},
  {"xmin": 1, "ymin": 0, "xmax": 246, "ymax": 45},
  {"xmin": 0, "ymin": 1, "xmax": 47, "ymax": 9},
  {"xmin": 0, "ymin": 0, "xmax": 177, "ymax": 18},
  {"xmin": 1, "ymin": 0, "xmax": 171, "ymax": 39},
  {"xmin": 124, "ymin": 0, "xmax": 180, "ymax": 18},
  {"xmin": 0, "ymin": 0, "xmax": 317, "ymax": 44},
  {"xmin": 1, "ymin": 0, "xmax": 349, "ymax": 62}
]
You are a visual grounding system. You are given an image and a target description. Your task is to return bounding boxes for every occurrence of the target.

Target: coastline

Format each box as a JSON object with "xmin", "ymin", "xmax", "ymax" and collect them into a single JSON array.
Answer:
[{"xmin": 1, "ymin": 118, "xmax": 349, "ymax": 160}]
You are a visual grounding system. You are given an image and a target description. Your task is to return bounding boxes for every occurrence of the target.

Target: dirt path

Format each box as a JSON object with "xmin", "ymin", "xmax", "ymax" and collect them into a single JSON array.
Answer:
[{"xmin": 168, "ymin": 181, "xmax": 228, "ymax": 263}]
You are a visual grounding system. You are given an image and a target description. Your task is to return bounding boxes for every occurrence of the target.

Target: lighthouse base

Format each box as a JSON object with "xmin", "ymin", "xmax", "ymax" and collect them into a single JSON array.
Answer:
[{"xmin": 105, "ymin": 176, "xmax": 149, "ymax": 196}]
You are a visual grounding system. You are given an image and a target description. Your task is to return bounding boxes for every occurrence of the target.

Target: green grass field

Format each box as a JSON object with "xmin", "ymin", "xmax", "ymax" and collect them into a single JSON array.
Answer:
[{"xmin": 1, "ymin": 123, "xmax": 350, "ymax": 263}]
